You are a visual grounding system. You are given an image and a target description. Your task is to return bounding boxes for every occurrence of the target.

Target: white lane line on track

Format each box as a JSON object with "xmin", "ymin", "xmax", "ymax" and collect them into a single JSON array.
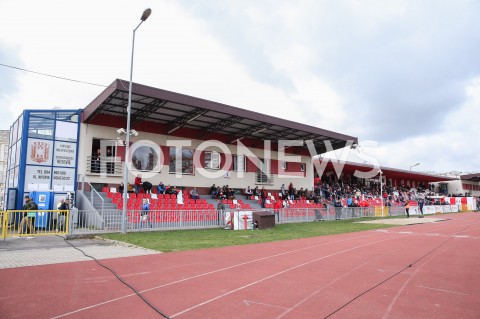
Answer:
[
  {"xmin": 50, "ymin": 232, "xmax": 383, "ymax": 319},
  {"xmin": 381, "ymin": 249, "xmax": 446, "ymax": 319},
  {"xmin": 274, "ymin": 251, "xmax": 393, "ymax": 319},
  {"xmin": 170, "ymin": 234, "xmax": 410, "ymax": 318},
  {"xmin": 243, "ymin": 300, "xmax": 289, "ymax": 310},
  {"xmin": 418, "ymin": 285, "xmax": 469, "ymax": 296}
]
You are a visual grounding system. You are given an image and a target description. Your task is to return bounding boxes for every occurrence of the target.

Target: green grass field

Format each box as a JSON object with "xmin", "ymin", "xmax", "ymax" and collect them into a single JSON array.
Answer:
[{"xmin": 101, "ymin": 219, "xmax": 398, "ymax": 253}]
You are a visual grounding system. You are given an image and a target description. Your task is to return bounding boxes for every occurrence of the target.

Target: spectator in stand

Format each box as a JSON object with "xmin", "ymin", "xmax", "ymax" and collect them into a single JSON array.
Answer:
[
  {"xmin": 118, "ymin": 182, "xmax": 124, "ymax": 194},
  {"xmin": 253, "ymin": 186, "xmax": 260, "ymax": 197},
  {"xmin": 141, "ymin": 198, "xmax": 151, "ymax": 228},
  {"xmin": 346, "ymin": 196, "xmax": 353, "ymax": 207},
  {"xmin": 303, "ymin": 188, "xmax": 309, "ymax": 200},
  {"xmin": 245, "ymin": 186, "xmax": 252, "ymax": 200},
  {"xmin": 165, "ymin": 185, "xmax": 174, "ymax": 194},
  {"xmin": 134, "ymin": 174, "xmax": 142, "ymax": 194},
  {"xmin": 209, "ymin": 184, "xmax": 217, "ymax": 199},
  {"xmin": 280, "ymin": 184, "xmax": 287, "ymax": 200},
  {"xmin": 143, "ymin": 181, "xmax": 152, "ymax": 194},
  {"xmin": 190, "ymin": 187, "xmax": 199, "ymax": 202},
  {"xmin": 227, "ymin": 187, "xmax": 234, "ymax": 199},
  {"xmin": 215, "ymin": 186, "xmax": 222, "ymax": 199},
  {"xmin": 260, "ymin": 187, "xmax": 267, "ymax": 208},
  {"xmin": 324, "ymin": 184, "xmax": 332, "ymax": 201},
  {"xmin": 157, "ymin": 182, "xmax": 166, "ymax": 194},
  {"xmin": 91, "ymin": 148, "xmax": 101, "ymax": 173},
  {"xmin": 222, "ymin": 185, "xmax": 227, "ymax": 197},
  {"xmin": 296, "ymin": 188, "xmax": 305, "ymax": 200},
  {"xmin": 288, "ymin": 182, "xmax": 295, "ymax": 200},
  {"xmin": 177, "ymin": 188, "xmax": 184, "ymax": 205}
]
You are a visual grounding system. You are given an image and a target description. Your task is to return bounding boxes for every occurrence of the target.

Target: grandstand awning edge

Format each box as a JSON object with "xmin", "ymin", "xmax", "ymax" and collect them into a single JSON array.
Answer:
[{"xmin": 81, "ymin": 79, "xmax": 358, "ymax": 154}]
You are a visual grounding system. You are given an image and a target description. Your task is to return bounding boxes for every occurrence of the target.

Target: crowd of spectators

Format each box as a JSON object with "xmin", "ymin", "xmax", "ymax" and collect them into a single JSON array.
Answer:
[{"xmin": 113, "ymin": 173, "xmax": 478, "ymax": 210}]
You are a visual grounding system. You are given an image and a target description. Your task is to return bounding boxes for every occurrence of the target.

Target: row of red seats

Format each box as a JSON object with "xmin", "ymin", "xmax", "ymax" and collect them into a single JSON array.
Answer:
[
  {"xmin": 111, "ymin": 197, "xmax": 208, "ymax": 205},
  {"xmin": 106, "ymin": 192, "xmax": 182, "ymax": 199},
  {"xmin": 118, "ymin": 202, "xmax": 216, "ymax": 210},
  {"xmin": 103, "ymin": 187, "xmax": 166, "ymax": 195}
]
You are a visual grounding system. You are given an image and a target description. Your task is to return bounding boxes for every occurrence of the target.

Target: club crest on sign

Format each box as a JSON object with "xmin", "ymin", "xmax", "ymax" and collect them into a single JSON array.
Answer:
[{"xmin": 30, "ymin": 141, "xmax": 50, "ymax": 163}]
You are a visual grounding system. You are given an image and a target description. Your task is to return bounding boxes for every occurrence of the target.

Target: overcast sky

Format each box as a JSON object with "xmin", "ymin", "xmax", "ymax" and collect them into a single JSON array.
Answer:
[{"xmin": 0, "ymin": 0, "xmax": 479, "ymax": 174}]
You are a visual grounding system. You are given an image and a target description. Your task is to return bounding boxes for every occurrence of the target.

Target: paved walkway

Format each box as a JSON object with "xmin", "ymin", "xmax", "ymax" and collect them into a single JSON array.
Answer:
[{"xmin": 0, "ymin": 235, "xmax": 159, "ymax": 269}]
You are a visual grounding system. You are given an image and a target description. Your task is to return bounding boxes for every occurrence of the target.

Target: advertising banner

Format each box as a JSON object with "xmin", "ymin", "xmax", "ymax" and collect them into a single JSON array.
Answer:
[
  {"xmin": 53, "ymin": 141, "xmax": 76, "ymax": 167},
  {"xmin": 25, "ymin": 165, "xmax": 51, "ymax": 190},
  {"xmin": 26, "ymin": 139, "xmax": 53, "ymax": 166}
]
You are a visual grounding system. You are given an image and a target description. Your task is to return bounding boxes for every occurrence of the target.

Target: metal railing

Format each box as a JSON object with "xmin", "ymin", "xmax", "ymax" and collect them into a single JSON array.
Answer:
[
  {"xmin": 68, "ymin": 207, "xmax": 380, "ymax": 235},
  {"xmin": 1, "ymin": 210, "xmax": 69, "ymax": 239},
  {"xmin": 255, "ymin": 170, "xmax": 274, "ymax": 185},
  {"xmin": 70, "ymin": 209, "xmax": 222, "ymax": 234},
  {"xmin": 80, "ymin": 174, "xmax": 104, "ymax": 214},
  {"xmin": 86, "ymin": 156, "xmax": 123, "ymax": 176},
  {"xmin": 276, "ymin": 206, "xmax": 377, "ymax": 223},
  {"xmin": 3, "ymin": 205, "xmax": 467, "ymax": 237}
]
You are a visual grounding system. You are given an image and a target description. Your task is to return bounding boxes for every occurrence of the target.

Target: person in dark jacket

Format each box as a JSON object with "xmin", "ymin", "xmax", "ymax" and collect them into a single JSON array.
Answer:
[
  {"xmin": 142, "ymin": 181, "xmax": 152, "ymax": 194},
  {"xmin": 57, "ymin": 198, "xmax": 69, "ymax": 232},
  {"xmin": 19, "ymin": 195, "xmax": 38, "ymax": 235}
]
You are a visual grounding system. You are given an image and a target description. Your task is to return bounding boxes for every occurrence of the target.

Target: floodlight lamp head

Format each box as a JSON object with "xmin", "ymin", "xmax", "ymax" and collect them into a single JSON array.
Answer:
[
  {"xmin": 141, "ymin": 8, "xmax": 152, "ymax": 21},
  {"xmin": 130, "ymin": 129, "xmax": 139, "ymax": 137},
  {"xmin": 117, "ymin": 128, "xmax": 126, "ymax": 135}
]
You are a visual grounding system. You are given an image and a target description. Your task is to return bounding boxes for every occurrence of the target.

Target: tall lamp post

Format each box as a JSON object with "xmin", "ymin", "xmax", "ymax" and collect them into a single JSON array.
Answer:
[
  {"xmin": 122, "ymin": 8, "xmax": 152, "ymax": 234},
  {"xmin": 410, "ymin": 162, "xmax": 420, "ymax": 171}
]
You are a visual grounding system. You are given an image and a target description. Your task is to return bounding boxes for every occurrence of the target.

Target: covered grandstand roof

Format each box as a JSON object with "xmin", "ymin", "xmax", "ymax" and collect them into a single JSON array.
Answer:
[
  {"xmin": 460, "ymin": 173, "xmax": 480, "ymax": 182},
  {"xmin": 82, "ymin": 79, "xmax": 358, "ymax": 155},
  {"xmin": 314, "ymin": 160, "xmax": 456, "ymax": 183}
]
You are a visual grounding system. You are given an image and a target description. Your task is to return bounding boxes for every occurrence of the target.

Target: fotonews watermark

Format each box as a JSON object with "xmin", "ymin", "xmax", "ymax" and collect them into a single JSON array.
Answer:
[{"xmin": 98, "ymin": 138, "xmax": 381, "ymax": 180}]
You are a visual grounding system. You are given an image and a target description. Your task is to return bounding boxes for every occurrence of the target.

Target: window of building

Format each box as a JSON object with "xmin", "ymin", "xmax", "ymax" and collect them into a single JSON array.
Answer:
[
  {"xmin": 28, "ymin": 116, "xmax": 54, "ymax": 139},
  {"xmin": 55, "ymin": 120, "xmax": 78, "ymax": 142},
  {"xmin": 169, "ymin": 148, "xmax": 194, "ymax": 174},
  {"xmin": 132, "ymin": 146, "xmax": 159, "ymax": 171},
  {"xmin": 233, "ymin": 155, "xmax": 246, "ymax": 172},
  {"xmin": 204, "ymin": 151, "xmax": 220, "ymax": 169}
]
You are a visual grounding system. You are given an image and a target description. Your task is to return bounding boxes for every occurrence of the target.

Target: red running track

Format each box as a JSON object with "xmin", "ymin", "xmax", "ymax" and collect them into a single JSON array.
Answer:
[{"xmin": 1, "ymin": 213, "xmax": 480, "ymax": 319}]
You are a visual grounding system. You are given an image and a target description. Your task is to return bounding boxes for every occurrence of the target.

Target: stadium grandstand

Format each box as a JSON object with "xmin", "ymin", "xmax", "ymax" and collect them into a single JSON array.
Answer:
[{"xmin": 2, "ymin": 79, "xmax": 478, "ymax": 235}]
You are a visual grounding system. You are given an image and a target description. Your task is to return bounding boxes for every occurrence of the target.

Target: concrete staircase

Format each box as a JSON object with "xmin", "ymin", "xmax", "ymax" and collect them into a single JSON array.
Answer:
[{"xmin": 84, "ymin": 192, "xmax": 120, "ymax": 211}]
